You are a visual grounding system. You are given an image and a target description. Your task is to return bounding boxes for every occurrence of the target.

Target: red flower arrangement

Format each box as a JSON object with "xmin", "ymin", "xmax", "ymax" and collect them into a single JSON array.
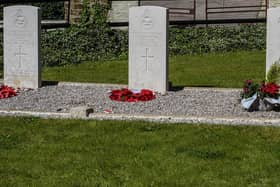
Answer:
[
  {"xmin": 259, "ymin": 82, "xmax": 280, "ymax": 98},
  {"xmin": 241, "ymin": 80, "xmax": 280, "ymax": 99},
  {"xmin": 0, "ymin": 85, "xmax": 17, "ymax": 99},
  {"xmin": 109, "ymin": 88, "xmax": 155, "ymax": 102},
  {"xmin": 241, "ymin": 80, "xmax": 280, "ymax": 111}
]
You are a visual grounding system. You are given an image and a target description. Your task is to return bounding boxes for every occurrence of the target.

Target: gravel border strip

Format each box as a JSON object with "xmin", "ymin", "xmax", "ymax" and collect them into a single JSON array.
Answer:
[
  {"xmin": 0, "ymin": 81, "xmax": 279, "ymax": 126},
  {"xmin": 1, "ymin": 109, "xmax": 280, "ymax": 127}
]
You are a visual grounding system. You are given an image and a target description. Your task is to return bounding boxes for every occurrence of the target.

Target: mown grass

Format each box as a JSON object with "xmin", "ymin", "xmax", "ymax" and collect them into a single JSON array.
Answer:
[
  {"xmin": 41, "ymin": 50, "xmax": 265, "ymax": 88},
  {"xmin": 1, "ymin": 117, "xmax": 280, "ymax": 186}
]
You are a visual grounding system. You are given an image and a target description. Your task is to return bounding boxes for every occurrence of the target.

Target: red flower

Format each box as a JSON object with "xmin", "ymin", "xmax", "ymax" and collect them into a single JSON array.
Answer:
[
  {"xmin": 259, "ymin": 82, "xmax": 279, "ymax": 98},
  {"xmin": 121, "ymin": 88, "xmax": 133, "ymax": 96},
  {"xmin": 0, "ymin": 85, "xmax": 17, "ymax": 99},
  {"xmin": 111, "ymin": 90, "xmax": 122, "ymax": 97},
  {"xmin": 245, "ymin": 79, "xmax": 252, "ymax": 85},
  {"xmin": 109, "ymin": 88, "xmax": 156, "ymax": 102}
]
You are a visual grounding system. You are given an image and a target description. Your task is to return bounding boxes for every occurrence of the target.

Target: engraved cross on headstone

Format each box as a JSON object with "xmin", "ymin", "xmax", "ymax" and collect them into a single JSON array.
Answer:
[
  {"xmin": 14, "ymin": 46, "xmax": 27, "ymax": 68},
  {"xmin": 141, "ymin": 48, "xmax": 154, "ymax": 72}
]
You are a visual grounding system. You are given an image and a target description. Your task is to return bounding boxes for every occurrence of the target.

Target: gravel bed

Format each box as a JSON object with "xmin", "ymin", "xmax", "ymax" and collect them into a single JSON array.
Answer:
[{"xmin": 0, "ymin": 84, "xmax": 280, "ymax": 119}]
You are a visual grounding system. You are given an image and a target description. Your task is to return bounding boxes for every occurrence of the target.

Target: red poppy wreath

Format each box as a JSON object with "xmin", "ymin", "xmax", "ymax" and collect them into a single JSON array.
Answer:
[
  {"xmin": 109, "ymin": 88, "xmax": 155, "ymax": 102},
  {"xmin": 0, "ymin": 85, "xmax": 17, "ymax": 99}
]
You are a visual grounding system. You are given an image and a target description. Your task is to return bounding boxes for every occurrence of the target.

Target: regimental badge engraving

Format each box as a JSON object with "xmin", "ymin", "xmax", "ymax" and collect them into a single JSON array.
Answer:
[
  {"xmin": 142, "ymin": 9, "xmax": 153, "ymax": 29},
  {"xmin": 14, "ymin": 9, "xmax": 26, "ymax": 28}
]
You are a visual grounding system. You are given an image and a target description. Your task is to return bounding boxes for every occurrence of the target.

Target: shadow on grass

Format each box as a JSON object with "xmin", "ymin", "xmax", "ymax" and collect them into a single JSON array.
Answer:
[
  {"xmin": 170, "ymin": 86, "xmax": 185, "ymax": 91},
  {"xmin": 42, "ymin": 80, "xmax": 59, "ymax": 86},
  {"xmin": 187, "ymin": 85, "xmax": 217, "ymax": 88},
  {"xmin": 170, "ymin": 84, "xmax": 217, "ymax": 91}
]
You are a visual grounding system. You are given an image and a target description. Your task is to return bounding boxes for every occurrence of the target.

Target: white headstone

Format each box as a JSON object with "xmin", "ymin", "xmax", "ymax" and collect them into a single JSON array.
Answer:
[
  {"xmin": 129, "ymin": 6, "xmax": 169, "ymax": 94},
  {"xmin": 266, "ymin": 7, "xmax": 280, "ymax": 75},
  {"xmin": 4, "ymin": 6, "xmax": 41, "ymax": 89}
]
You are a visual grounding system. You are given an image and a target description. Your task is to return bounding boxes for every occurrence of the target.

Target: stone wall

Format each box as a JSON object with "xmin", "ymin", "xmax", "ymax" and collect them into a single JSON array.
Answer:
[{"xmin": 65, "ymin": 0, "xmax": 108, "ymax": 24}]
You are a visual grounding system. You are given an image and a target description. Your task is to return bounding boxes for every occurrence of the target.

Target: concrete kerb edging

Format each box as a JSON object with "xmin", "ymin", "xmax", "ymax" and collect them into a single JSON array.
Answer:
[
  {"xmin": 1, "ymin": 110, "xmax": 280, "ymax": 127},
  {"xmin": 88, "ymin": 114, "xmax": 280, "ymax": 126},
  {"xmin": 0, "ymin": 110, "xmax": 70, "ymax": 119}
]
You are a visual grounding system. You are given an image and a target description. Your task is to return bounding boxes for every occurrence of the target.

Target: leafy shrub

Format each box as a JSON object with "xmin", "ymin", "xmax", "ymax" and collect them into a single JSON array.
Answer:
[
  {"xmin": 169, "ymin": 24, "xmax": 266, "ymax": 55},
  {"xmin": 41, "ymin": 23, "xmax": 265, "ymax": 66},
  {"xmin": 41, "ymin": 1, "xmax": 128, "ymax": 66},
  {"xmin": 37, "ymin": 2, "xmax": 64, "ymax": 20},
  {"xmin": 0, "ymin": 2, "xmax": 64, "ymax": 20},
  {"xmin": 267, "ymin": 61, "xmax": 280, "ymax": 84},
  {"xmin": 41, "ymin": 26, "xmax": 127, "ymax": 66}
]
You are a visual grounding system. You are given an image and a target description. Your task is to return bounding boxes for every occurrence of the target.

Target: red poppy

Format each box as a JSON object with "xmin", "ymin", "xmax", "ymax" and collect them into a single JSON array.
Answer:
[
  {"xmin": 0, "ymin": 85, "xmax": 17, "ymax": 99},
  {"xmin": 109, "ymin": 88, "xmax": 155, "ymax": 102},
  {"xmin": 259, "ymin": 82, "xmax": 279, "ymax": 98}
]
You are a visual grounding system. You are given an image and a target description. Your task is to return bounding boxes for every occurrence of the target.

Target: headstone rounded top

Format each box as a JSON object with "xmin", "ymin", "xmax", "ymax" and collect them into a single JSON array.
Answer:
[
  {"xmin": 130, "ymin": 6, "xmax": 168, "ymax": 11},
  {"xmin": 5, "ymin": 5, "xmax": 40, "ymax": 10},
  {"xmin": 4, "ymin": 5, "xmax": 41, "ymax": 30},
  {"xmin": 129, "ymin": 5, "xmax": 168, "ymax": 33}
]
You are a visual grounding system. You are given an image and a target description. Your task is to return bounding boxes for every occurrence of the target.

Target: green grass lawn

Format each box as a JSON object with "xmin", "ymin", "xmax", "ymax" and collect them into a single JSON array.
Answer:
[
  {"xmin": 1, "ymin": 117, "xmax": 280, "ymax": 186},
  {"xmin": 0, "ymin": 51, "xmax": 270, "ymax": 186},
  {"xmin": 42, "ymin": 50, "xmax": 265, "ymax": 88}
]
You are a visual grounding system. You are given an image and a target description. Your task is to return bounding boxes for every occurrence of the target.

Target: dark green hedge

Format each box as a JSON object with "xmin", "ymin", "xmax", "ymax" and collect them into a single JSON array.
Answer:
[
  {"xmin": 169, "ymin": 24, "xmax": 265, "ymax": 55},
  {"xmin": 41, "ymin": 25, "xmax": 127, "ymax": 66},
  {"xmin": 41, "ymin": 23, "xmax": 266, "ymax": 66},
  {"xmin": 0, "ymin": 2, "xmax": 64, "ymax": 20}
]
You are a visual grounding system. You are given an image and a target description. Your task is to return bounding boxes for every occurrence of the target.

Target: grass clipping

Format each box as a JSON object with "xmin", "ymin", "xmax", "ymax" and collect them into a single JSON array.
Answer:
[{"xmin": 267, "ymin": 61, "xmax": 280, "ymax": 84}]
